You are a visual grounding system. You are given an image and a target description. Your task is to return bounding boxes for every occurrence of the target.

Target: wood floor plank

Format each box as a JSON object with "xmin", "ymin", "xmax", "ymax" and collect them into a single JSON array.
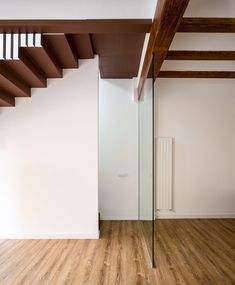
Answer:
[
  {"xmin": 188, "ymin": 221, "xmax": 235, "ymax": 283},
  {"xmin": 0, "ymin": 240, "xmax": 39, "ymax": 277},
  {"xmin": 0, "ymin": 220, "xmax": 234, "ymax": 285},
  {"xmin": 48, "ymin": 240, "xmax": 85, "ymax": 284},
  {"xmin": 8, "ymin": 240, "xmax": 55, "ymax": 285},
  {"xmin": 154, "ymin": 219, "xmax": 235, "ymax": 285},
  {"xmin": 19, "ymin": 240, "xmax": 64, "ymax": 285}
]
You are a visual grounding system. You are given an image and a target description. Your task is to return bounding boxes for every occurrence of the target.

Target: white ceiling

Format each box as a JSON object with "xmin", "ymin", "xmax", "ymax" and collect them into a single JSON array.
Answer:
[
  {"xmin": 185, "ymin": 0, "xmax": 235, "ymax": 17},
  {"xmin": 165, "ymin": 0, "xmax": 235, "ymax": 72},
  {"xmin": 0, "ymin": 0, "xmax": 155, "ymax": 19}
]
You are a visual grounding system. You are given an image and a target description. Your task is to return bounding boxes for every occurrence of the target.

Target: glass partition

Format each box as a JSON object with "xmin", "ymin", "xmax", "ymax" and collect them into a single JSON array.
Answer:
[{"xmin": 138, "ymin": 56, "xmax": 155, "ymax": 267}]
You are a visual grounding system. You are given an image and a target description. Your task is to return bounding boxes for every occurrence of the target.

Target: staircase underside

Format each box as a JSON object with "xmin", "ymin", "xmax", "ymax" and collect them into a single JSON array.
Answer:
[{"xmin": 0, "ymin": 19, "xmax": 151, "ymax": 107}]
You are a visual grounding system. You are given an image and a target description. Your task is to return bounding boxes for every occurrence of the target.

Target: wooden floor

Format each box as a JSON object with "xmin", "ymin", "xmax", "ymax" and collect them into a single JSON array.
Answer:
[
  {"xmin": 0, "ymin": 220, "xmax": 234, "ymax": 285},
  {"xmin": 154, "ymin": 219, "xmax": 235, "ymax": 285}
]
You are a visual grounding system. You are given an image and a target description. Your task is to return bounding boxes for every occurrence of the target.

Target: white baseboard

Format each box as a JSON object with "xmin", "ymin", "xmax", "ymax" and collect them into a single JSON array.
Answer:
[
  {"xmin": 100, "ymin": 216, "xmax": 138, "ymax": 220},
  {"xmin": 156, "ymin": 211, "xmax": 235, "ymax": 219},
  {"xmin": 0, "ymin": 232, "xmax": 100, "ymax": 239}
]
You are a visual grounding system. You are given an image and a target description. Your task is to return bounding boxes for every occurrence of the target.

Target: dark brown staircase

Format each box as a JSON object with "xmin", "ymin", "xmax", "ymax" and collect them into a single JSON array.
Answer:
[
  {"xmin": 0, "ymin": 33, "xmax": 82, "ymax": 107},
  {"xmin": 0, "ymin": 20, "xmax": 150, "ymax": 107}
]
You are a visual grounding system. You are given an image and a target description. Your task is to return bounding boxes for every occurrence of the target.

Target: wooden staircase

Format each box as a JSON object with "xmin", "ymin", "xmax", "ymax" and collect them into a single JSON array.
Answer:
[
  {"xmin": 0, "ymin": 33, "xmax": 93, "ymax": 107},
  {"xmin": 0, "ymin": 20, "xmax": 151, "ymax": 107}
]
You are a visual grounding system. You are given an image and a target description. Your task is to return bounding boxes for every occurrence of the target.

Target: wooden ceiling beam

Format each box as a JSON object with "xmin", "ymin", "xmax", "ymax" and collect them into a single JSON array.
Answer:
[
  {"xmin": 166, "ymin": 51, "xmax": 235, "ymax": 61},
  {"xmin": 0, "ymin": 63, "xmax": 30, "ymax": 97},
  {"xmin": 0, "ymin": 19, "xmax": 151, "ymax": 34},
  {"xmin": 137, "ymin": 0, "xmax": 189, "ymax": 98},
  {"xmin": 0, "ymin": 90, "xmax": 15, "ymax": 107},
  {"xmin": 178, "ymin": 18, "xmax": 235, "ymax": 33},
  {"xmin": 158, "ymin": 71, "xmax": 235, "ymax": 78}
]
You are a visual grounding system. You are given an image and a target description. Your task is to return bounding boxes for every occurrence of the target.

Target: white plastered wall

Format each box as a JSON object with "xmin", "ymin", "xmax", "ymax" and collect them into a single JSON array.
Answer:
[
  {"xmin": 156, "ymin": 0, "xmax": 235, "ymax": 218},
  {"xmin": 99, "ymin": 79, "xmax": 138, "ymax": 220},
  {"xmin": 0, "ymin": 58, "xmax": 99, "ymax": 238}
]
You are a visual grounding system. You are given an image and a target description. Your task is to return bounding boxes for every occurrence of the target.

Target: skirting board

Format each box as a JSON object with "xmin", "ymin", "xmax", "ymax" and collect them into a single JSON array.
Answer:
[
  {"xmin": 100, "ymin": 216, "xmax": 138, "ymax": 220},
  {"xmin": 0, "ymin": 232, "xmax": 100, "ymax": 239},
  {"xmin": 100, "ymin": 216, "xmax": 138, "ymax": 221},
  {"xmin": 156, "ymin": 212, "xmax": 235, "ymax": 219}
]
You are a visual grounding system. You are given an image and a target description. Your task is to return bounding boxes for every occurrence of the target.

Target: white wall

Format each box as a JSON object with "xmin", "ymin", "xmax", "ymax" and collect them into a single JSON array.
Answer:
[
  {"xmin": 155, "ymin": 79, "xmax": 235, "ymax": 218},
  {"xmin": 156, "ymin": 0, "xmax": 235, "ymax": 219},
  {"xmin": 0, "ymin": 0, "xmax": 154, "ymax": 19},
  {"xmin": 99, "ymin": 79, "xmax": 138, "ymax": 220},
  {"xmin": 0, "ymin": 57, "xmax": 99, "ymax": 238}
]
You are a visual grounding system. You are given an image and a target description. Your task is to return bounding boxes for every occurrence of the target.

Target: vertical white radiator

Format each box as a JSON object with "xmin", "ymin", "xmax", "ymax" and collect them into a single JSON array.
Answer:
[{"xmin": 157, "ymin": 137, "xmax": 173, "ymax": 210}]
